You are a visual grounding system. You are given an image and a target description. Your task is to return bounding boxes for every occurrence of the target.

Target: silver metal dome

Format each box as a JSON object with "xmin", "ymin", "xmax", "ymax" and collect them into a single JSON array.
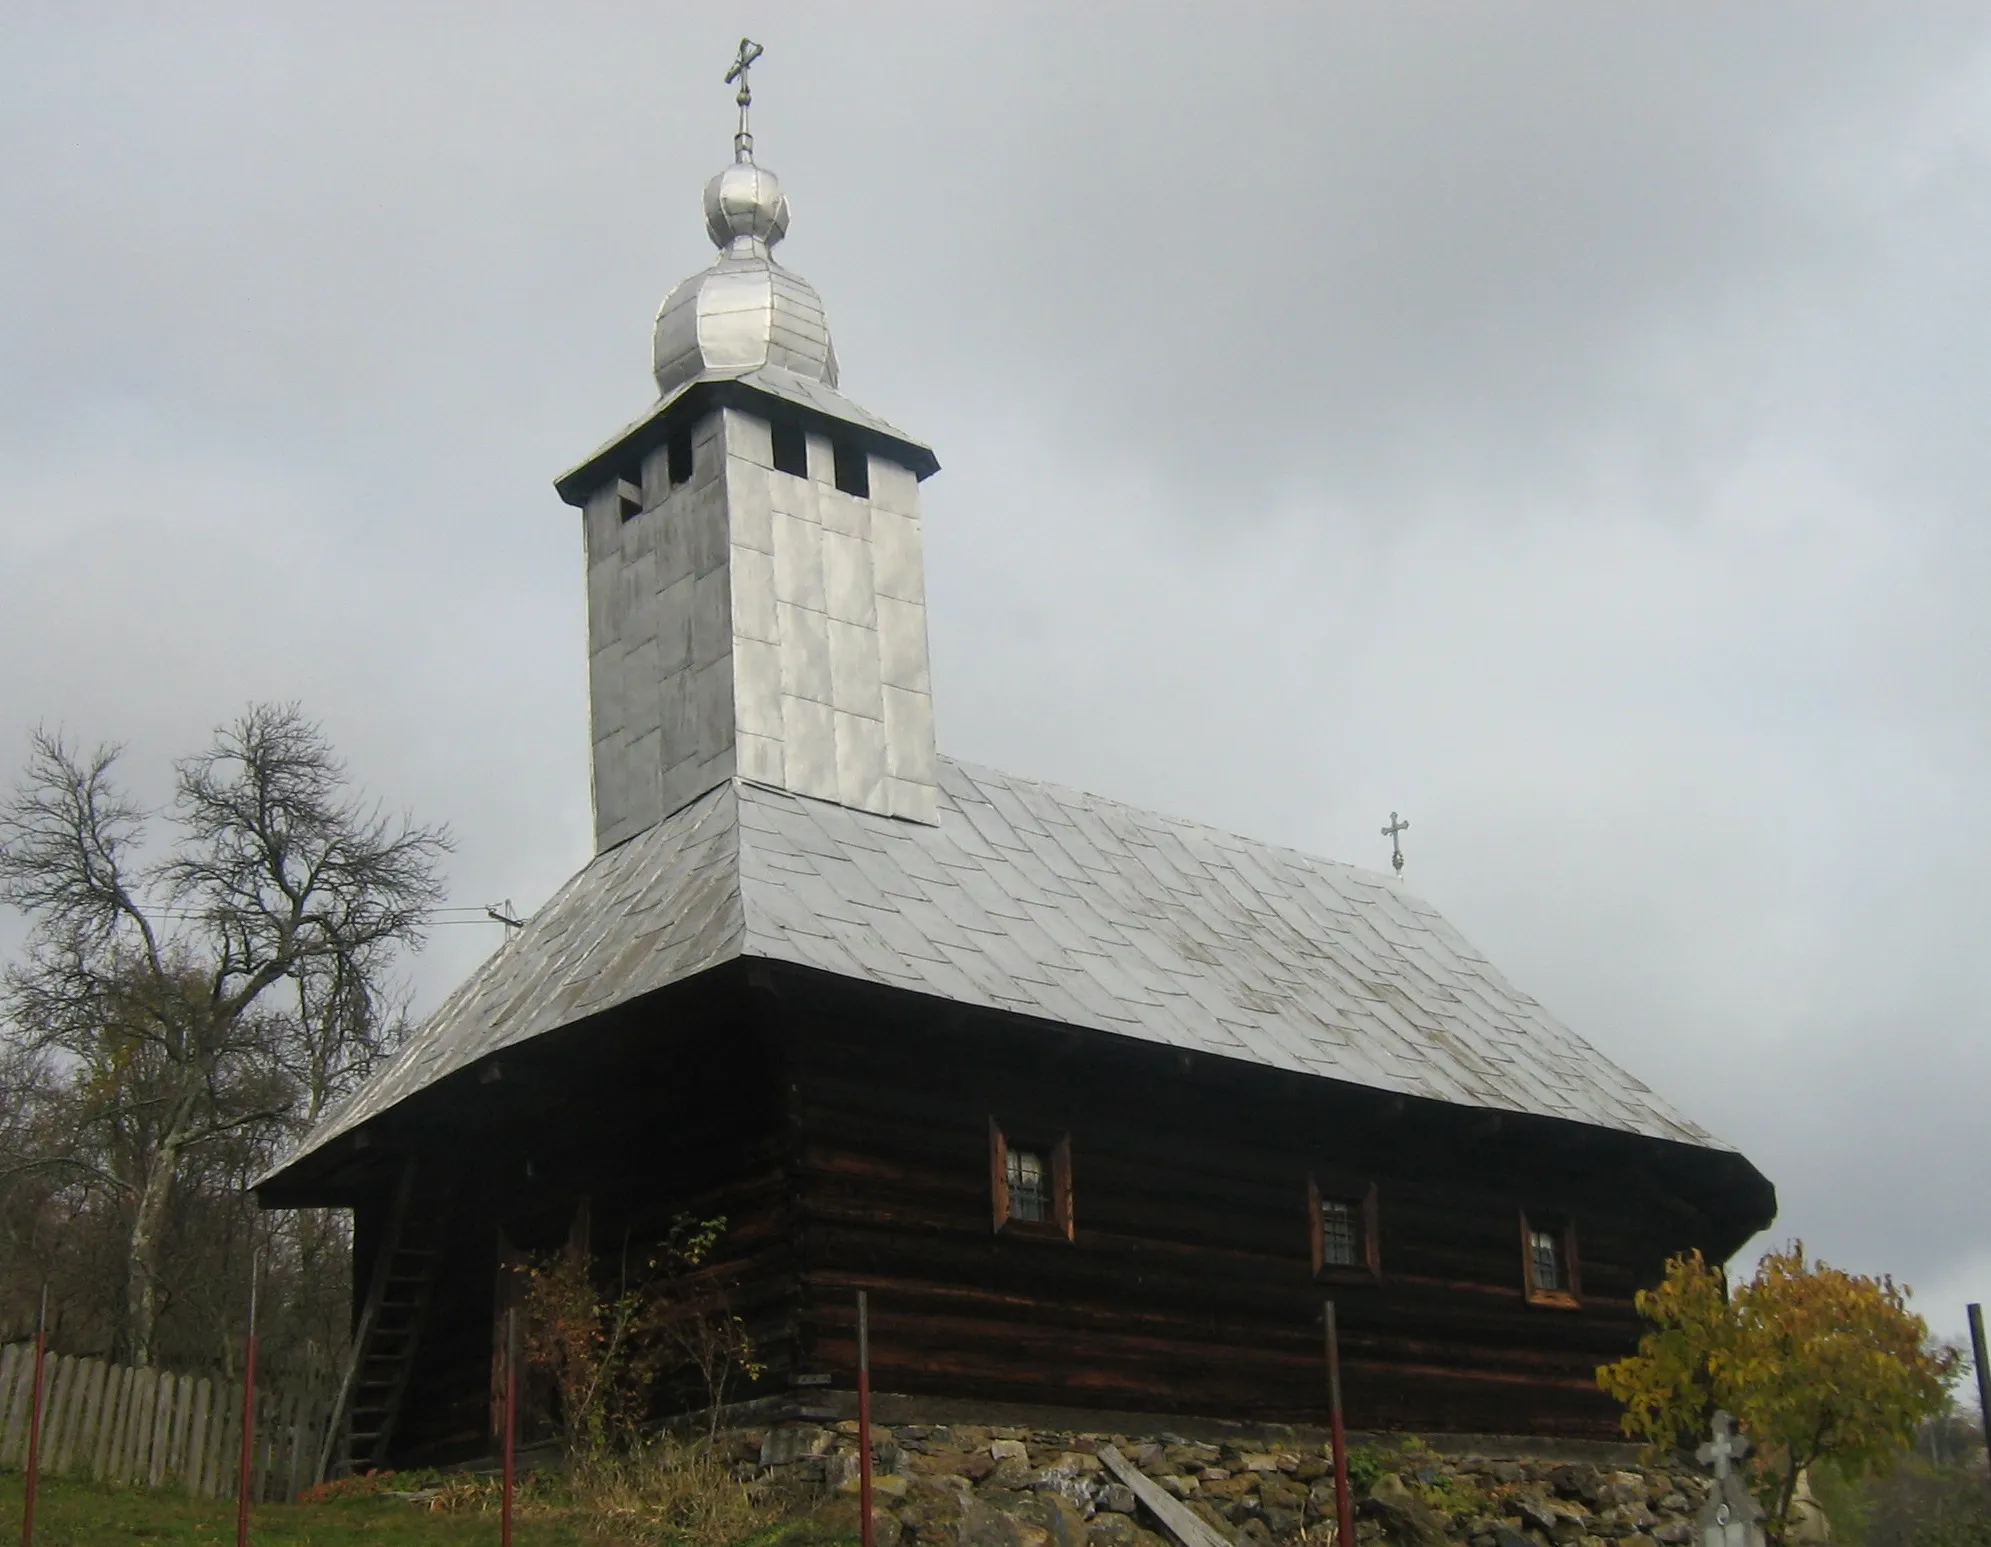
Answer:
[{"xmin": 652, "ymin": 161, "xmax": 838, "ymax": 400}]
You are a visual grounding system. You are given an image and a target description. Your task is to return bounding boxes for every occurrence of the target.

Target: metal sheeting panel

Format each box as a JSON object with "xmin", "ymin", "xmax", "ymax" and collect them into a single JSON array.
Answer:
[
  {"xmin": 277, "ymin": 782, "xmax": 747, "ymax": 1165},
  {"xmin": 736, "ymin": 762, "xmax": 1717, "ymax": 1149},
  {"xmin": 267, "ymin": 757, "xmax": 1720, "ymax": 1185}
]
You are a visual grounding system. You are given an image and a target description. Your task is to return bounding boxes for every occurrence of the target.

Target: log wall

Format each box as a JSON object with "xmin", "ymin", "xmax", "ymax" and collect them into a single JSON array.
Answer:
[
  {"xmin": 772, "ymin": 972, "xmax": 1744, "ymax": 1439},
  {"xmin": 384, "ymin": 979, "xmax": 796, "ymax": 1464},
  {"xmin": 310, "ymin": 962, "xmax": 1767, "ymax": 1464}
]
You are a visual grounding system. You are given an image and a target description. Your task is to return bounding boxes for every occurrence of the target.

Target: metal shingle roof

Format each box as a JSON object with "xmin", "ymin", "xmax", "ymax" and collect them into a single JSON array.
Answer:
[{"xmin": 268, "ymin": 757, "xmax": 1722, "ymax": 1180}]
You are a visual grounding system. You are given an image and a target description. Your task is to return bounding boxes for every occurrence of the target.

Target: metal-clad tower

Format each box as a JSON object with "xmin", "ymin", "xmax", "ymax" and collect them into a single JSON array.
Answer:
[{"xmin": 556, "ymin": 74, "xmax": 940, "ymax": 851}]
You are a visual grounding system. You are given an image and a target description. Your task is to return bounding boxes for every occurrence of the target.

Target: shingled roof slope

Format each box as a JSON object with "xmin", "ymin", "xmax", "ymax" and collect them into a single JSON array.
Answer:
[{"xmin": 267, "ymin": 757, "xmax": 1721, "ymax": 1182}]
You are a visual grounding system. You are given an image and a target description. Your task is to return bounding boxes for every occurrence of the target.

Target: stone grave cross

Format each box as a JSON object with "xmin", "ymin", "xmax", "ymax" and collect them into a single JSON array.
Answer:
[
  {"xmin": 1697, "ymin": 1411, "xmax": 1748, "ymax": 1481},
  {"xmin": 1695, "ymin": 1410, "xmax": 1765, "ymax": 1547}
]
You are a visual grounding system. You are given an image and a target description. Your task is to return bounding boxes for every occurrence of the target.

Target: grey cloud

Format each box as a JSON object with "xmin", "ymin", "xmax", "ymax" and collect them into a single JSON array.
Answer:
[{"xmin": 2, "ymin": 3, "xmax": 1988, "ymax": 1321}]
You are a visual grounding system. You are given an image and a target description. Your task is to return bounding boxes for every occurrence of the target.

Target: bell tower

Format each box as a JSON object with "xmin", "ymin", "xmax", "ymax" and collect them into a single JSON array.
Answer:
[{"xmin": 554, "ymin": 43, "xmax": 940, "ymax": 852}]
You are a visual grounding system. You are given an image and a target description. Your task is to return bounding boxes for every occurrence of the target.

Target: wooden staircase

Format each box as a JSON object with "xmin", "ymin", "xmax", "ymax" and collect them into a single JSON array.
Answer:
[{"xmin": 317, "ymin": 1160, "xmax": 455, "ymax": 1481}]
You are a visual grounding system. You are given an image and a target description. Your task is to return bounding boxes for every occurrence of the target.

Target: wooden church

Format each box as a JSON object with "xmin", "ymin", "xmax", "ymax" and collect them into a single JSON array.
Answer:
[{"xmin": 257, "ymin": 72, "xmax": 1775, "ymax": 1470}]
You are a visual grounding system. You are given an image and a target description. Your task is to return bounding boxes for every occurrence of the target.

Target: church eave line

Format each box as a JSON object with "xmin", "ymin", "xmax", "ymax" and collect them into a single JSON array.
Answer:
[
  {"xmin": 258, "ymin": 758, "xmax": 1744, "ymax": 1195},
  {"xmin": 554, "ymin": 374, "xmax": 939, "ymax": 508}
]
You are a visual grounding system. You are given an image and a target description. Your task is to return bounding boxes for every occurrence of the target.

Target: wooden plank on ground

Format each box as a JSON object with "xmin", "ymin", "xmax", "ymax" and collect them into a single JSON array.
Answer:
[{"xmin": 1097, "ymin": 1444, "xmax": 1236, "ymax": 1547}]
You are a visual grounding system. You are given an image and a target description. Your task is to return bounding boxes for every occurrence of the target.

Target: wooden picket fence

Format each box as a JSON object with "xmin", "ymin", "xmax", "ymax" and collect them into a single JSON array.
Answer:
[{"xmin": 0, "ymin": 1342, "xmax": 331, "ymax": 1502}]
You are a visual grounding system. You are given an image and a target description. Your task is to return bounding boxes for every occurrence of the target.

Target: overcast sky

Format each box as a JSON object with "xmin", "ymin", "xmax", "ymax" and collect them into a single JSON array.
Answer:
[{"xmin": 3, "ymin": 5, "xmax": 1988, "ymax": 1340}]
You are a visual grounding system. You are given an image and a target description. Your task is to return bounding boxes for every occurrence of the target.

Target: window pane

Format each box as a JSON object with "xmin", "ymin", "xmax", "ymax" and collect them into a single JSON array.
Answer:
[
  {"xmin": 1320, "ymin": 1198, "xmax": 1361, "ymax": 1268},
  {"xmin": 1531, "ymin": 1228, "xmax": 1561, "ymax": 1291},
  {"xmin": 1007, "ymin": 1148, "xmax": 1048, "ymax": 1223}
]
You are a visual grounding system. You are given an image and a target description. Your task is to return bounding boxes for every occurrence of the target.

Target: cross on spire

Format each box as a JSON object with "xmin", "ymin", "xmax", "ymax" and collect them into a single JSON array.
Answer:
[
  {"xmin": 726, "ymin": 38, "xmax": 765, "ymax": 162},
  {"xmin": 1382, "ymin": 812, "xmax": 1410, "ymax": 876},
  {"xmin": 1696, "ymin": 1410, "xmax": 1750, "ymax": 1482}
]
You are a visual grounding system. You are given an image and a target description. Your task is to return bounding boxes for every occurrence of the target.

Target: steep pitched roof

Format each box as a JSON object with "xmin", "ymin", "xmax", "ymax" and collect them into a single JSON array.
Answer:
[{"xmin": 266, "ymin": 757, "xmax": 1722, "ymax": 1183}]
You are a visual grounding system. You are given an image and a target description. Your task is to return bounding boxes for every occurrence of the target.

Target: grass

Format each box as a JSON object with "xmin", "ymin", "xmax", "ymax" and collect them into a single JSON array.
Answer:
[
  {"xmin": 1, "ymin": 1470, "xmax": 582, "ymax": 1545},
  {"xmin": 0, "ymin": 1471, "xmax": 864, "ymax": 1547}
]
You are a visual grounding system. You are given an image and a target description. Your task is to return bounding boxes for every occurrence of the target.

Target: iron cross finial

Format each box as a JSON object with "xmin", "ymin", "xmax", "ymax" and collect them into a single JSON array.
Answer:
[
  {"xmin": 1382, "ymin": 812, "xmax": 1410, "ymax": 876},
  {"xmin": 726, "ymin": 38, "xmax": 765, "ymax": 162}
]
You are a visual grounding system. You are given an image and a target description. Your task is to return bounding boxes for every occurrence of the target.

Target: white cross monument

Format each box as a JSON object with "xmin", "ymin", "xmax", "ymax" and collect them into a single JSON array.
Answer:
[{"xmin": 1695, "ymin": 1411, "xmax": 1765, "ymax": 1547}]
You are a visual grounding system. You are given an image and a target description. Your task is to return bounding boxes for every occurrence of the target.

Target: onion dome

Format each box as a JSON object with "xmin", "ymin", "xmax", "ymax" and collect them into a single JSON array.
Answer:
[{"xmin": 651, "ymin": 159, "xmax": 839, "ymax": 399}]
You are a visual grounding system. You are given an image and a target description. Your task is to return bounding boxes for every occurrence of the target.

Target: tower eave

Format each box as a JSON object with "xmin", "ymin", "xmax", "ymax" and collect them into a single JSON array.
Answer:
[{"xmin": 554, "ymin": 368, "xmax": 939, "ymax": 508}]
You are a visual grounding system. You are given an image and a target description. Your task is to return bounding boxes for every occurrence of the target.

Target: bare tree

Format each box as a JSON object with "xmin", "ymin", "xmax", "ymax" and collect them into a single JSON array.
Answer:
[{"xmin": 0, "ymin": 704, "xmax": 448, "ymax": 1364}]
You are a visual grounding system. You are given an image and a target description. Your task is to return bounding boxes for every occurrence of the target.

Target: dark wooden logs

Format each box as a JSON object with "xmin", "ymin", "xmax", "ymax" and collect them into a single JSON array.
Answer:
[{"xmin": 306, "ymin": 960, "xmax": 1771, "ymax": 1461}]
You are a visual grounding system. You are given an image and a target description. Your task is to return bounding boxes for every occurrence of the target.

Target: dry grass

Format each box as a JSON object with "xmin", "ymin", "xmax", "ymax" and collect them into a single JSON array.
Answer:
[
  {"xmin": 1, "ymin": 1437, "xmax": 847, "ymax": 1547},
  {"xmin": 541, "ymin": 1435, "xmax": 784, "ymax": 1547},
  {"xmin": 0, "ymin": 1469, "xmax": 589, "ymax": 1545}
]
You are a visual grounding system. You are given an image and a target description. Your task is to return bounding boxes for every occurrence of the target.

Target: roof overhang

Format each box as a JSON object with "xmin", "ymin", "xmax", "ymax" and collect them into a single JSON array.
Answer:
[
  {"xmin": 553, "ymin": 368, "xmax": 939, "ymax": 508},
  {"xmin": 257, "ymin": 760, "xmax": 1769, "ymax": 1210}
]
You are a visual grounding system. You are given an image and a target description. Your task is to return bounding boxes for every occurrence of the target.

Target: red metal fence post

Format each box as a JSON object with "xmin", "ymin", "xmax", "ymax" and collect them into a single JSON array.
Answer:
[
  {"xmin": 1325, "ymin": 1300, "xmax": 1355, "ymax": 1547},
  {"xmin": 858, "ymin": 1290, "xmax": 874, "ymax": 1547},
  {"xmin": 502, "ymin": 1306, "xmax": 517, "ymax": 1547},
  {"xmin": 19, "ymin": 1285, "xmax": 47, "ymax": 1547},
  {"xmin": 1968, "ymin": 1304, "xmax": 1991, "ymax": 1481},
  {"xmin": 236, "ymin": 1256, "xmax": 259, "ymax": 1547}
]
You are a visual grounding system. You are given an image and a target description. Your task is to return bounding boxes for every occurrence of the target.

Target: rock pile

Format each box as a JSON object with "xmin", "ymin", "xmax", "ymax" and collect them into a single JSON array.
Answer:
[{"xmin": 742, "ymin": 1423, "xmax": 1712, "ymax": 1547}]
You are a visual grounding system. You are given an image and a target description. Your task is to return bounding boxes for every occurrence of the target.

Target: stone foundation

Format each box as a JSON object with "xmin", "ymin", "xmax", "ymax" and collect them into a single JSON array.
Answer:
[{"xmin": 733, "ymin": 1421, "xmax": 1714, "ymax": 1547}]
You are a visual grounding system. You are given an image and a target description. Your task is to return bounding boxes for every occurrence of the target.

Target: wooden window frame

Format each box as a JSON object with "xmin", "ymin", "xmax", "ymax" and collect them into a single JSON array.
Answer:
[
  {"xmin": 1308, "ymin": 1176, "xmax": 1381, "ymax": 1282},
  {"xmin": 989, "ymin": 1119, "xmax": 1074, "ymax": 1241},
  {"xmin": 1519, "ymin": 1209, "xmax": 1582, "ymax": 1308}
]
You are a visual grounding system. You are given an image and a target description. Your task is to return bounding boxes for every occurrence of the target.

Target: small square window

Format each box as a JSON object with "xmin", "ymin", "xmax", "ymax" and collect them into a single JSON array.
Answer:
[
  {"xmin": 770, "ymin": 420, "xmax": 808, "ymax": 479},
  {"xmin": 1308, "ymin": 1177, "xmax": 1380, "ymax": 1280},
  {"xmin": 1520, "ymin": 1211, "xmax": 1581, "ymax": 1307},
  {"xmin": 1530, "ymin": 1229, "xmax": 1562, "ymax": 1291},
  {"xmin": 1321, "ymin": 1199, "xmax": 1360, "ymax": 1268},
  {"xmin": 615, "ymin": 477, "xmax": 643, "ymax": 522},
  {"xmin": 1006, "ymin": 1147, "xmax": 1049, "ymax": 1223},
  {"xmin": 667, "ymin": 430, "xmax": 694, "ymax": 488},
  {"xmin": 990, "ymin": 1120, "xmax": 1073, "ymax": 1240},
  {"xmin": 832, "ymin": 440, "xmax": 870, "ymax": 498}
]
